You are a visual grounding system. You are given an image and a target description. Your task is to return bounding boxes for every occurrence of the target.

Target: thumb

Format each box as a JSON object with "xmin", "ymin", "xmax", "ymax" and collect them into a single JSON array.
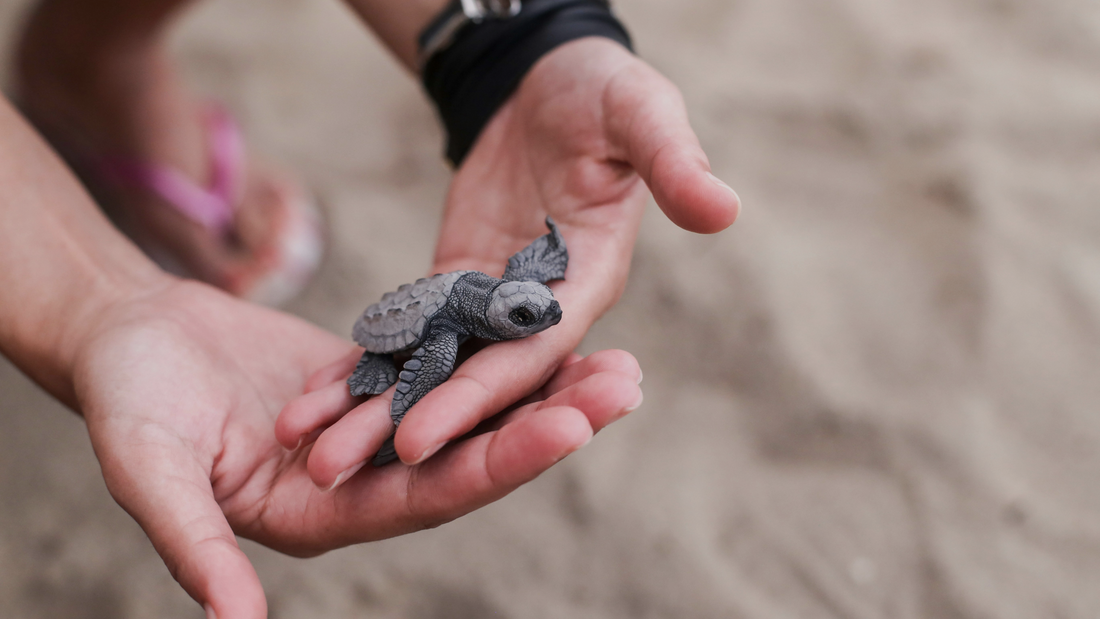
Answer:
[
  {"xmin": 605, "ymin": 62, "xmax": 740, "ymax": 234},
  {"xmin": 98, "ymin": 433, "xmax": 267, "ymax": 619}
]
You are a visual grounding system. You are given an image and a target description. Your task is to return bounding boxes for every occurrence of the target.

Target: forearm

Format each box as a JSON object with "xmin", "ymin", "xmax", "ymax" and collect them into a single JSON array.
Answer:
[
  {"xmin": 0, "ymin": 97, "xmax": 168, "ymax": 406},
  {"xmin": 343, "ymin": 0, "xmax": 449, "ymax": 72}
]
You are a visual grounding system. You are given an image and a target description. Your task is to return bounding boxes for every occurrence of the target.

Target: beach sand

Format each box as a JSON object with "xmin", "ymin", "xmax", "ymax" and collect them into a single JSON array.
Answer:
[{"xmin": 2, "ymin": 0, "xmax": 1100, "ymax": 616}]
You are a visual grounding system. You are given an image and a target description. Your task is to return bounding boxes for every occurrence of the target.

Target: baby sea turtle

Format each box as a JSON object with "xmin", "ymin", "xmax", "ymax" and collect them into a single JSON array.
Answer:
[{"xmin": 349, "ymin": 217, "xmax": 568, "ymax": 465}]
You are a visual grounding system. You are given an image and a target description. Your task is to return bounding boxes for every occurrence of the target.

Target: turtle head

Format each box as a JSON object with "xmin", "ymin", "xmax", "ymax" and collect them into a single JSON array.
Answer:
[{"xmin": 485, "ymin": 281, "xmax": 562, "ymax": 340}]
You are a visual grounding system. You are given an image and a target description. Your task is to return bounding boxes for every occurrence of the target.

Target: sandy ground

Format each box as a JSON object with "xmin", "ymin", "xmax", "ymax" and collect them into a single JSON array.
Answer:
[{"xmin": 3, "ymin": 0, "xmax": 1100, "ymax": 617}]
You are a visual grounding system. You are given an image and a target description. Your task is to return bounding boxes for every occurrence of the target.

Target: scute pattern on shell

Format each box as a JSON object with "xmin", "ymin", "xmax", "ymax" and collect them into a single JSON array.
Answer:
[{"xmin": 351, "ymin": 271, "xmax": 472, "ymax": 353}]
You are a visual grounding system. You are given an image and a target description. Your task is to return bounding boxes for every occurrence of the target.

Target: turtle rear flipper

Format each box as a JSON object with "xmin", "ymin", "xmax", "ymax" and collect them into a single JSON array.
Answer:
[
  {"xmin": 502, "ymin": 217, "xmax": 568, "ymax": 283},
  {"xmin": 348, "ymin": 352, "xmax": 398, "ymax": 397},
  {"xmin": 373, "ymin": 436, "xmax": 398, "ymax": 466}
]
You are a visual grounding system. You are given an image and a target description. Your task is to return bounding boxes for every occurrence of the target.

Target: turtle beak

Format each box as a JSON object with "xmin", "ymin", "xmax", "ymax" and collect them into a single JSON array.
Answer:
[{"xmin": 545, "ymin": 301, "xmax": 563, "ymax": 327}]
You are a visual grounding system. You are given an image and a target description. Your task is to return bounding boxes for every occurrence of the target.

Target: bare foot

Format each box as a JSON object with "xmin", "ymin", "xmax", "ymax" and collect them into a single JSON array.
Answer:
[{"xmin": 15, "ymin": 0, "xmax": 322, "ymax": 303}]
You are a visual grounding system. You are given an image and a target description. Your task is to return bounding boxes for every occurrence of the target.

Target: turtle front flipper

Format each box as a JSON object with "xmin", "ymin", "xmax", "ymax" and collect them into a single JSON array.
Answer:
[
  {"xmin": 501, "ymin": 217, "xmax": 568, "ymax": 283},
  {"xmin": 373, "ymin": 328, "xmax": 461, "ymax": 466},
  {"xmin": 347, "ymin": 351, "xmax": 398, "ymax": 397}
]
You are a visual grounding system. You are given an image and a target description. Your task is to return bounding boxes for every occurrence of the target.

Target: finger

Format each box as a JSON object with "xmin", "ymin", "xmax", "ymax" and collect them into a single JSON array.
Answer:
[
  {"xmin": 393, "ymin": 313, "xmax": 584, "ymax": 464},
  {"xmin": 306, "ymin": 395, "xmax": 395, "ymax": 491},
  {"xmin": 275, "ymin": 379, "xmax": 363, "ymax": 450},
  {"xmin": 511, "ymin": 348, "xmax": 640, "ymax": 413},
  {"xmin": 304, "ymin": 347, "xmax": 362, "ymax": 393},
  {"xmin": 497, "ymin": 369, "xmax": 642, "ymax": 434},
  {"xmin": 605, "ymin": 61, "xmax": 740, "ymax": 234},
  {"xmin": 333, "ymin": 405, "xmax": 592, "ymax": 537},
  {"xmin": 506, "ymin": 350, "xmax": 617, "ymax": 410},
  {"xmin": 97, "ymin": 430, "xmax": 266, "ymax": 619},
  {"xmin": 428, "ymin": 405, "xmax": 592, "ymax": 506},
  {"xmin": 541, "ymin": 349, "xmax": 641, "ymax": 396}
]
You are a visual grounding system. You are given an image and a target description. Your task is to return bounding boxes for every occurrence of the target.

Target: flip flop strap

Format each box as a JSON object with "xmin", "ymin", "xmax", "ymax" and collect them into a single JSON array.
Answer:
[{"xmin": 96, "ymin": 106, "xmax": 244, "ymax": 234}]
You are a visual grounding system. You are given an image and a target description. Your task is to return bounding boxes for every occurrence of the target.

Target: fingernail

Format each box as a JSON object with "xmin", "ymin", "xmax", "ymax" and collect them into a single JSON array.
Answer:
[
  {"xmin": 322, "ymin": 460, "xmax": 366, "ymax": 493},
  {"xmin": 558, "ymin": 432, "xmax": 593, "ymax": 462},
  {"xmin": 707, "ymin": 173, "xmax": 739, "ymax": 201},
  {"xmin": 293, "ymin": 428, "xmax": 323, "ymax": 451},
  {"xmin": 412, "ymin": 441, "xmax": 447, "ymax": 465},
  {"xmin": 625, "ymin": 391, "xmax": 644, "ymax": 413},
  {"xmin": 637, "ymin": 369, "xmax": 644, "ymax": 384},
  {"xmin": 205, "ymin": 604, "xmax": 217, "ymax": 619}
]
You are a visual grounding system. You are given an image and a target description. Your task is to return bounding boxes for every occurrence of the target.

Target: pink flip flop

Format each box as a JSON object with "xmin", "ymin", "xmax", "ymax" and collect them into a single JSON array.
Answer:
[{"xmin": 93, "ymin": 105, "xmax": 324, "ymax": 306}]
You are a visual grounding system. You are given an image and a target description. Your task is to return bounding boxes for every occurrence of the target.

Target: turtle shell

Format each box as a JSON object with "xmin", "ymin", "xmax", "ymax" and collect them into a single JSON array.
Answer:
[{"xmin": 351, "ymin": 270, "xmax": 472, "ymax": 353}]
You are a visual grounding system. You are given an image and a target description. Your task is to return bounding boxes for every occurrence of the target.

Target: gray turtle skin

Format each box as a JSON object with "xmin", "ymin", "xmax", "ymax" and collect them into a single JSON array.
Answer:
[{"xmin": 349, "ymin": 217, "xmax": 568, "ymax": 465}]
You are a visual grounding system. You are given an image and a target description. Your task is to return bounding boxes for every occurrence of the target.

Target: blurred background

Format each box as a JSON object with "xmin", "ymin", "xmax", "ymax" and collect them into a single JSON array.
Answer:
[{"xmin": 2, "ymin": 0, "xmax": 1100, "ymax": 617}]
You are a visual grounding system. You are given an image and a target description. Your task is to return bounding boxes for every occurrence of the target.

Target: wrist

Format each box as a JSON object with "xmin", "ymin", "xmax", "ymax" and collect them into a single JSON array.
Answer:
[
  {"xmin": 421, "ymin": 0, "xmax": 632, "ymax": 166},
  {"xmin": 4, "ymin": 256, "xmax": 172, "ymax": 409}
]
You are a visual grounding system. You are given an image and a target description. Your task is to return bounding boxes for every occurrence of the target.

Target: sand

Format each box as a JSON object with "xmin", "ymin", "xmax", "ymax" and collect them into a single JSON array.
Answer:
[{"xmin": 2, "ymin": 0, "xmax": 1100, "ymax": 616}]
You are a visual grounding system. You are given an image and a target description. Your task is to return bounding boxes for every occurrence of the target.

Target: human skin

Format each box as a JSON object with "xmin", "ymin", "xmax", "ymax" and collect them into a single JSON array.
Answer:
[
  {"xmin": 0, "ymin": 95, "xmax": 644, "ymax": 618},
  {"xmin": 283, "ymin": 32, "xmax": 740, "ymax": 484},
  {"xmin": 7, "ymin": 0, "xmax": 737, "ymax": 617}
]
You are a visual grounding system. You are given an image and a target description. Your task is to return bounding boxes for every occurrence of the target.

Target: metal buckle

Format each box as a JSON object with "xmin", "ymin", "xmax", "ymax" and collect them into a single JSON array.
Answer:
[{"xmin": 460, "ymin": 0, "xmax": 522, "ymax": 22}]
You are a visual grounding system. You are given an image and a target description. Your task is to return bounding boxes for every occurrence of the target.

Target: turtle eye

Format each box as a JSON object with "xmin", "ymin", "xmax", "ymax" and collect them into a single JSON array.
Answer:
[{"xmin": 509, "ymin": 306, "xmax": 537, "ymax": 326}]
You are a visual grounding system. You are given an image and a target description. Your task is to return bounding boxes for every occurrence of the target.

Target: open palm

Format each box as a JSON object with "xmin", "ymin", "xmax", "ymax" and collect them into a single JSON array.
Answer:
[
  {"xmin": 75, "ymin": 280, "xmax": 641, "ymax": 619},
  {"xmin": 309, "ymin": 38, "xmax": 740, "ymax": 465}
]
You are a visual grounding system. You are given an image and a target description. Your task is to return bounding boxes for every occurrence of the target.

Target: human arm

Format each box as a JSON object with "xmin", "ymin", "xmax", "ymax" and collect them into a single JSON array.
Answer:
[
  {"xmin": 0, "ymin": 96, "xmax": 643, "ymax": 618},
  {"xmin": 0, "ymin": 98, "xmax": 168, "ymax": 405}
]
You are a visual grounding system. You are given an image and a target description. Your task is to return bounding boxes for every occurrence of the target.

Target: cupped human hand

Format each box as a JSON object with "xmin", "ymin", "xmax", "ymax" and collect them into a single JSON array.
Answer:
[
  {"xmin": 318, "ymin": 38, "xmax": 737, "ymax": 466},
  {"xmin": 74, "ymin": 280, "xmax": 641, "ymax": 619}
]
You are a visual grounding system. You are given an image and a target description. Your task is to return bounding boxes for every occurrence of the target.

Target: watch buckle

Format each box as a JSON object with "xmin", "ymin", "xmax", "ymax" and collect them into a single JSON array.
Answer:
[{"xmin": 460, "ymin": 0, "xmax": 522, "ymax": 21}]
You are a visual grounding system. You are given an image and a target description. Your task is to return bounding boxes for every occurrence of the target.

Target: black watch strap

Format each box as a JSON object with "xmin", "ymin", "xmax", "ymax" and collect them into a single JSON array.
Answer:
[
  {"xmin": 419, "ymin": 0, "xmax": 523, "ymax": 69},
  {"xmin": 418, "ymin": 0, "xmax": 613, "ymax": 69},
  {"xmin": 419, "ymin": 0, "xmax": 631, "ymax": 166}
]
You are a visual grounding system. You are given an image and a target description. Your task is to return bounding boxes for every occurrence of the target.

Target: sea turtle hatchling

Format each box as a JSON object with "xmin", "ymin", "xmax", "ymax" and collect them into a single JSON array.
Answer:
[{"xmin": 349, "ymin": 217, "xmax": 568, "ymax": 465}]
